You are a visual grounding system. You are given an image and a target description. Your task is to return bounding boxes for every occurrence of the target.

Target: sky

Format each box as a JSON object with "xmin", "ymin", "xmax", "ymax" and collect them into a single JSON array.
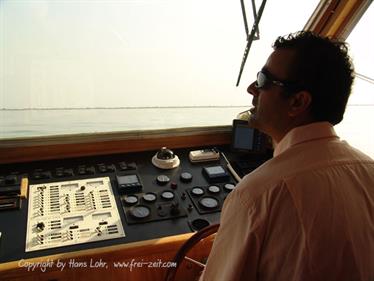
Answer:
[
  {"xmin": 0, "ymin": 0, "xmax": 320, "ymax": 109},
  {"xmin": 345, "ymin": 2, "xmax": 374, "ymax": 105}
]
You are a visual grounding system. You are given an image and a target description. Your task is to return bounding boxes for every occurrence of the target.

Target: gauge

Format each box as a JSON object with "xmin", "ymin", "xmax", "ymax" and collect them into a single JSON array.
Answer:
[
  {"xmin": 198, "ymin": 197, "xmax": 219, "ymax": 209},
  {"xmin": 224, "ymin": 183, "xmax": 236, "ymax": 192},
  {"xmin": 124, "ymin": 195, "xmax": 138, "ymax": 205},
  {"xmin": 161, "ymin": 191, "xmax": 175, "ymax": 200},
  {"xmin": 180, "ymin": 172, "xmax": 193, "ymax": 183},
  {"xmin": 143, "ymin": 193, "xmax": 157, "ymax": 203},
  {"xmin": 191, "ymin": 187, "xmax": 204, "ymax": 196},
  {"xmin": 130, "ymin": 205, "xmax": 151, "ymax": 219},
  {"xmin": 208, "ymin": 185, "xmax": 220, "ymax": 194},
  {"xmin": 156, "ymin": 175, "xmax": 170, "ymax": 185}
]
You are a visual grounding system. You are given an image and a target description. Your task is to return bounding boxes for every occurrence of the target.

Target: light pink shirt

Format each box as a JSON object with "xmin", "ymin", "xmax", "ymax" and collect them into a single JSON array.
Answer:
[{"xmin": 200, "ymin": 122, "xmax": 374, "ymax": 281}]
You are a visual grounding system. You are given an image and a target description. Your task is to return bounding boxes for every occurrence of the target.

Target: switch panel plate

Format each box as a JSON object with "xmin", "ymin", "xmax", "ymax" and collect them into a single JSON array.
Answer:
[{"xmin": 26, "ymin": 177, "xmax": 125, "ymax": 252}]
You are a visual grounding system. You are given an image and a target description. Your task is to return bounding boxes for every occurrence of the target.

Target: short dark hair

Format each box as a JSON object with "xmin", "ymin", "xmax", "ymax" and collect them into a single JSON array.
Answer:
[{"xmin": 273, "ymin": 31, "xmax": 355, "ymax": 125}]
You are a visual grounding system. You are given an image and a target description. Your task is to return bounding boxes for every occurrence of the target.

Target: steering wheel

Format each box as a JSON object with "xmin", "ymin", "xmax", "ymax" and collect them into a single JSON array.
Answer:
[{"xmin": 164, "ymin": 223, "xmax": 220, "ymax": 281}]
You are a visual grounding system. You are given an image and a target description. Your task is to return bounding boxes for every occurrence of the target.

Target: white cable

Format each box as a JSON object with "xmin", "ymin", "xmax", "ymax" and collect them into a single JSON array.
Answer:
[{"xmin": 221, "ymin": 152, "xmax": 242, "ymax": 182}]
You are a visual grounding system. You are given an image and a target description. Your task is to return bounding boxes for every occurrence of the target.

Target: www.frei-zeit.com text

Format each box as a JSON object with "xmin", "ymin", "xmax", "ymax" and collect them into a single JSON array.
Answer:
[{"xmin": 18, "ymin": 258, "xmax": 177, "ymax": 272}]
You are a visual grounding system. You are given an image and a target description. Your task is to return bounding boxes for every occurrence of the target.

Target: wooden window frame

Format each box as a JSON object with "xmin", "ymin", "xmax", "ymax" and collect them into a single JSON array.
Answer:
[
  {"xmin": 304, "ymin": 0, "xmax": 372, "ymax": 39},
  {"xmin": 0, "ymin": 126, "xmax": 232, "ymax": 164}
]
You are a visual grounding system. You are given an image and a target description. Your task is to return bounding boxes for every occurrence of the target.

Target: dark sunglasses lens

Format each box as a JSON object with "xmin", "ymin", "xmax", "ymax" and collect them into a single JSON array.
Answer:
[{"xmin": 256, "ymin": 72, "xmax": 266, "ymax": 88}]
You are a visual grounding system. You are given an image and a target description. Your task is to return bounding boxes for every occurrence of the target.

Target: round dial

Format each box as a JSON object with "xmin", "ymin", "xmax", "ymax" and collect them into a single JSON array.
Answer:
[
  {"xmin": 199, "ymin": 197, "xmax": 219, "ymax": 209},
  {"xmin": 224, "ymin": 183, "xmax": 236, "ymax": 192},
  {"xmin": 191, "ymin": 187, "xmax": 204, "ymax": 196},
  {"xmin": 124, "ymin": 195, "xmax": 138, "ymax": 205},
  {"xmin": 161, "ymin": 191, "xmax": 175, "ymax": 200},
  {"xmin": 143, "ymin": 193, "xmax": 157, "ymax": 203},
  {"xmin": 208, "ymin": 185, "xmax": 220, "ymax": 193},
  {"xmin": 180, "ymin": 172, "xmax": 193, "ymax": 183},
  {"xmin": 130, "ymin": 205, "xmax": 151, "ymax": 219},
  {"xmin": 157, "ymin": 175, "xmax": 170, "ymax": 185}
]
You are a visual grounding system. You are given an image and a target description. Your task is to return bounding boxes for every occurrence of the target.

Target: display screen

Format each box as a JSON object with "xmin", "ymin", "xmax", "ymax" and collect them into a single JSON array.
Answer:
[
  {"xmin": 118, "ymin": 175, "xmax": 139, "ymax": 185},
  {"xmin": 233, "ymin": 124, "xmax": 254, "ymax": 150},
  {"xmin": 205, "ymin": 166, "xmax": 225, "ymax": 175}
]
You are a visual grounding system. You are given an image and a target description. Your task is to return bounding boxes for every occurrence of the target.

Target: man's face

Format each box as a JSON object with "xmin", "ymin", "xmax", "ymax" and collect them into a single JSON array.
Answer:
[{"xmin": 247, "ymin": 48, "xmax": 296, "ymax": 142}]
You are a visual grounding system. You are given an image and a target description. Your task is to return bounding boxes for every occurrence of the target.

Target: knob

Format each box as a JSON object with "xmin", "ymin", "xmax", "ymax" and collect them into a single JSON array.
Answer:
[
  {"xmin": 181, "ymin": 193, "xmax": 187, "ymax": 200},
  {"xmin": 156, "ymin": 205, "xmax": 167, "ymax": 217},
  {"xmin": 170, "ymin": 202, "xmax": 180, "ymax": 215},
  {"xmin": 180, "ymin": 172, "xmax": 193, "ymax": 183},
  {"xmin": 187, "ymin": 204, "xmax": 194, "ymax": 212},
  {"xmin": 36, "ymin": 222, "xmax": 45, "ymax": 232},
  {"xmin": 157, "ymin": 175, "xmax": 170, "ymax": 185}
]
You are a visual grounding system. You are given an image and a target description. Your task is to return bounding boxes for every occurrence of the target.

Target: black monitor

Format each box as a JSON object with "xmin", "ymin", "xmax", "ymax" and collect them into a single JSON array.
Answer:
[{"xmin": 231, "ymin": 119, "xmax": 265, "ymax": 153}]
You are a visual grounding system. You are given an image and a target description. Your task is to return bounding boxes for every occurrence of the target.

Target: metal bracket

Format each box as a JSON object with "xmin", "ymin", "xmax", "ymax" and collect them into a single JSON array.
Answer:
[{"xmin": 236, "ymin": 0, "xmax": 267, "ymax": 86}]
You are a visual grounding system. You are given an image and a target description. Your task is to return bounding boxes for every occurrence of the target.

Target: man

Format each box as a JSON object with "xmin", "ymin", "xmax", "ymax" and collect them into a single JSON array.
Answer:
[{"xmin": 200, "ymin": 31, "xmax": 374, "ymax": 281}]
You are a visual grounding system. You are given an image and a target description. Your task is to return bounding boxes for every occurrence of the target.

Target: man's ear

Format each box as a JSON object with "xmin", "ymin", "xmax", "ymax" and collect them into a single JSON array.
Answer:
[{"xmin": 288, "ymin": 90, "xmax": 312, "ymax": 117}]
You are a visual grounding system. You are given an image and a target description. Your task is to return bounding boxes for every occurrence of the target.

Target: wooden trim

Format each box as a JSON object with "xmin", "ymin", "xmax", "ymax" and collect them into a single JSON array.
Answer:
[
  {"xmin": 0, "ymin": 232, "xmax": 215, "ymax": 281},
  {"xmin": 0, "ymin": 233, "xmax": 193, "ymax": 273},
  {"xmin": 0, "ymin": 126, "xmax": 232, "ymax": 164},
  {"xmin": 304, "ymin": 0, "xmax": 340, "ymax": 35},
  {"xmin": 331, "ymin": 0, "xmax": 372, "ymax": 39},
  {"xmin": 305, "ymin": 0, "xmax": 371, "ymax": 39}
]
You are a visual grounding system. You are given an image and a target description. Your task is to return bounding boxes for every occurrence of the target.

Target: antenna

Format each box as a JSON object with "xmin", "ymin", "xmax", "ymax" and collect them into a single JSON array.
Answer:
[{"xmin": 236, "ymin": 0, "xmax": 267, "ymax": 86}]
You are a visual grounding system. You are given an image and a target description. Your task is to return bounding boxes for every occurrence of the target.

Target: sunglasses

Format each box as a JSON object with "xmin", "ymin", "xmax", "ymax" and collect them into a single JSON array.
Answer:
[{"xmin": 255, "ymin": 70, "xmax": 300, "ymax": 91}]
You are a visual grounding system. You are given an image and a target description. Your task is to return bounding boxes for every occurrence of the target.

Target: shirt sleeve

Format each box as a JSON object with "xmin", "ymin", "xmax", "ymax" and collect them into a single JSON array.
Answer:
[{"xmin": 199, "ymin": 189, "xmax": 268, "ymax": 281}]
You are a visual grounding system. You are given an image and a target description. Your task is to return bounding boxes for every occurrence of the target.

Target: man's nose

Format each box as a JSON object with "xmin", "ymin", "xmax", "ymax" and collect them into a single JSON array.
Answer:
[{"xmin": 247, "ymin": 81, "xmax": 258, "ymax": 96}]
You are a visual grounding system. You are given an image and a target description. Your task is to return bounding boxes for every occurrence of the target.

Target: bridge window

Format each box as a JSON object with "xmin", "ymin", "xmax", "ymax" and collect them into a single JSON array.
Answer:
[
  {"xmin": 335, "ymin": 3, "xmax": 374, "ymax": 158},
  {"xmin": 0, "ymin": 0, "xmax": 319, "ymax": 139}
]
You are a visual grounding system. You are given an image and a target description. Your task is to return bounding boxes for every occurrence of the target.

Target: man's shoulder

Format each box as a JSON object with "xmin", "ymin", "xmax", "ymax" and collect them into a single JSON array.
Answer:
[
  {"xmin": 233, "ymin": 138, "xmax": 374, "ymax": 205},
  {"xmin": 233, "ymin": 157, "xmax": 289, "ymax": 205}
]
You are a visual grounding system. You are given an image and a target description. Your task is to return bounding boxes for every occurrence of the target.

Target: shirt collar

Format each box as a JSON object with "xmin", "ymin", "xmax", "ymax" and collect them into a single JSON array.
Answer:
[{"xmin": 274, "ymin": 122, "xmax": 339, "ymax": 157}]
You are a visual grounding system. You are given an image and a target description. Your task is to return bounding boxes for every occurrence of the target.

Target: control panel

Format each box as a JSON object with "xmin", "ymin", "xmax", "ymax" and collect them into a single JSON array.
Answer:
[
  {"xmin": 187, "ymin": 183, "xmax": 235, "ymax": 214},
  {"xmin": 0, "ymin": 146, "xmax": 267, "ymax": 263},
  {"xmin": 122, "ymin": 190, "xmax": 188, "ymax": 224}
]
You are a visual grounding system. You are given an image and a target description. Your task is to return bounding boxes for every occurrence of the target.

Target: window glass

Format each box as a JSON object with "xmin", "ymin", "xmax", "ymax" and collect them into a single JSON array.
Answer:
[
  {"xmin": 335, "ymin": 3, "xmax": 374, "ymax": 158},
  {"xmin": 0, "ymin": 0, "xmax": 319, "ymax": 138}
]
